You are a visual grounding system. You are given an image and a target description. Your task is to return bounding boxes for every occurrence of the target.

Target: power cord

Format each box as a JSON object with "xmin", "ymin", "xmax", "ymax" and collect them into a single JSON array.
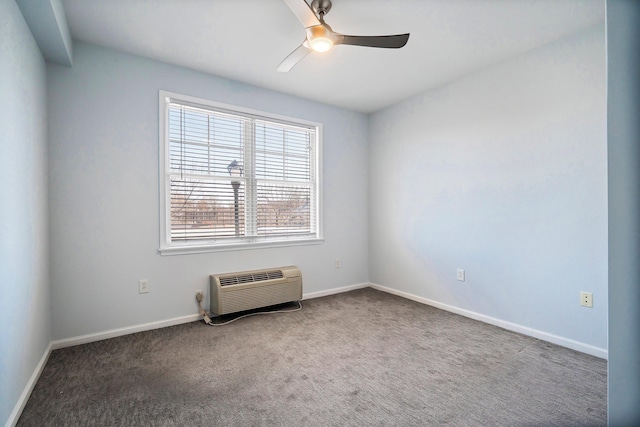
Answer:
[
  {"xmin": 195, "ymin": 292, "xmax": 302, "ymax": 326},
  {"xmin": 195, "ymin": 292, "xmax": 213, "ymax": 325}
]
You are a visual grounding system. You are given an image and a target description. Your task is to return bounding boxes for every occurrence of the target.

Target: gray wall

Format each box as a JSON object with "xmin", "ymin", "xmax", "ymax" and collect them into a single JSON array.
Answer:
[
  {"xmin": 368, "ymin": 24, "xmax": 607, "ymax": 354},
  {"xmin": 47, "ymin": 42, "xmax": 369, "ymax": 341},
  {"xmin": 0, "ymin": 0, "xmax": 51, "ymax": 423},
  {"xmin": 607, "ymin": 1, "xmax": 640, "ymax": 424}
]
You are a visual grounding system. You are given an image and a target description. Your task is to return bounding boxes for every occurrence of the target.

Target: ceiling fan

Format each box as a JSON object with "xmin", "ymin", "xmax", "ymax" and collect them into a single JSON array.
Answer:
[{"xmin": 278, "ymin": 0, "xmax": 410, "ymax": 72}]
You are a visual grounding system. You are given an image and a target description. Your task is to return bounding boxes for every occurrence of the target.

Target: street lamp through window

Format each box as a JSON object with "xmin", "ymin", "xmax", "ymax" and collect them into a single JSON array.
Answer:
[{"xmin": 227, "ymin": 160, "xmax": 243, "ymax": 237}]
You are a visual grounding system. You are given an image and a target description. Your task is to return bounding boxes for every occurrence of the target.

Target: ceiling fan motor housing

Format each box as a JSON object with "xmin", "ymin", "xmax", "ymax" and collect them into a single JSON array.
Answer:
[{"xmin": 311, "ymin": 0, "xmax": 332, "ymax": 17}]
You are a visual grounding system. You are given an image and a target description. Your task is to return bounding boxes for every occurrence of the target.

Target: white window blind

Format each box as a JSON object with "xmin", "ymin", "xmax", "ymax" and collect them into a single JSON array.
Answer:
[{"xmin": 160, "ymin": 92, "xmax": 321, "ymax": 253}]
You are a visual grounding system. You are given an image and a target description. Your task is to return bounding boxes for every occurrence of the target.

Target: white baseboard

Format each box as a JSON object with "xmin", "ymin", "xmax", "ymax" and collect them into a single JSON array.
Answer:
[
  {"xmin": 303, "ymin": 282, "xmax": 369, "ymax": 300},
  {"xmin": 369, "ymin": 282, "xmax": 608, "ymax": 360},
  {"xmin": 6, "ymin": 343, "xmax": 52, "ymax": 427},
  {"xmin": 51, "ymin": 314, "xmax": 201, "ymax": 350}
]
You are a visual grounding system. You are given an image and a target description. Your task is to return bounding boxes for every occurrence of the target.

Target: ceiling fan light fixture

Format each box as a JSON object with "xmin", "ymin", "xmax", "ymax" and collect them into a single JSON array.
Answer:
[
  {"xmin": 310, "ymin": 37, "xmax": 333, "ymax": 52},
  {"xmin": 307, "ymin": 25, "xmax": 334, "ymax": 52}
]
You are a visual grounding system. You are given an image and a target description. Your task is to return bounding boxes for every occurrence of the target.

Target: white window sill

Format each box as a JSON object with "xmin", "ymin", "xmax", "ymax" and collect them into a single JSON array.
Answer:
[{"xmin": 159, "ymin": 238, "xmax": 324, "ymax": 256}]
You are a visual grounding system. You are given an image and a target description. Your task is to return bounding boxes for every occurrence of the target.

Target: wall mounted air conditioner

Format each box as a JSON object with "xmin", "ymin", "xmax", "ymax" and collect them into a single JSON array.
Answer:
[{"xmin": 209, "ymin": 265, "xmax": 302, "ymax": 316}]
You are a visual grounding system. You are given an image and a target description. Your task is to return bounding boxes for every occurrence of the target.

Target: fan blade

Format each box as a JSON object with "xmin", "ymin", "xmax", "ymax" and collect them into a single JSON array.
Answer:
[
  {"xmin": 277, "ymin": 44, "xmax": 312, "ymax": 72},
  {"xmin": 281, "ymin": 0, "xmax": 321, "ymax": 28},
  {"xmin": 340, "ymin": 33, "xmax": 410, "ymax": 49}
]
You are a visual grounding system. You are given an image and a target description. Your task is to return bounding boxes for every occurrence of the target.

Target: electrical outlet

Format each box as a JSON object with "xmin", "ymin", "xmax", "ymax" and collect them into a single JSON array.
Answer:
[
  {"xmin": 335, "ymin": 258, "xmax": 341, "ymax": 269},
  {"xmin": 580, "ymin": 291, "xmax": 593, "ymax": 308},
  {"xmin": 139, "ymin": 279, "xmax": 149, "ymax": 294},
  {"xmin": 195, "ymin": 290, "xmax": 203, "ymax": 302},
  {"xmin": 456, "ymin": 269, "xmax": 465, "ymax": 282}
]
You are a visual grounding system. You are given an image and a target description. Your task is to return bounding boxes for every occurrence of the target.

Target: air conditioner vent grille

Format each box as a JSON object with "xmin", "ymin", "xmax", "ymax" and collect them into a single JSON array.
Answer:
[{"xmin": 219, "ymin": 269, "xmax": 284, "ymax": 286}]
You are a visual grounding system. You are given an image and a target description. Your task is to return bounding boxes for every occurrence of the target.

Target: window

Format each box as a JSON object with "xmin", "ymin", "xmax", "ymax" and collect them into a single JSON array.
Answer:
[{"xmin": 159, "ymin": 91, "xmax": 322, "ymax": 254}]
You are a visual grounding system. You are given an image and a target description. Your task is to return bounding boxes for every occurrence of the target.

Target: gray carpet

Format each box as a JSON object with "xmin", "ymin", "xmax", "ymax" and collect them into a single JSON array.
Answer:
[{"xmin": 18, "ymin": 288, "xmax": 607, "ymax": 426}]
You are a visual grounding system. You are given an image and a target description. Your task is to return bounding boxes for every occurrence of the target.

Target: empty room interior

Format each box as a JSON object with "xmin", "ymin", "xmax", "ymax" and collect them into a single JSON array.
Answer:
[{"xmin": 2, "ymin": 0, "xmax": 639, "ymax": 425}]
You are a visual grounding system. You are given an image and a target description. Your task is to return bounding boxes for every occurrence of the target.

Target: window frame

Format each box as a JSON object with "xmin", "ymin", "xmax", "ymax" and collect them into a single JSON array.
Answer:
[{"xmin": 158, "ymin": 90, "xmax": 323, "ymax": 255}]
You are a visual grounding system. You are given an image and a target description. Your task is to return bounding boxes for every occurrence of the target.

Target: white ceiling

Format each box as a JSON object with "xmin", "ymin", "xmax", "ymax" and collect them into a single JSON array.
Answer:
[{"xmin": 60, "ymin": 0, "xmax": 604, "ymax": 113}]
